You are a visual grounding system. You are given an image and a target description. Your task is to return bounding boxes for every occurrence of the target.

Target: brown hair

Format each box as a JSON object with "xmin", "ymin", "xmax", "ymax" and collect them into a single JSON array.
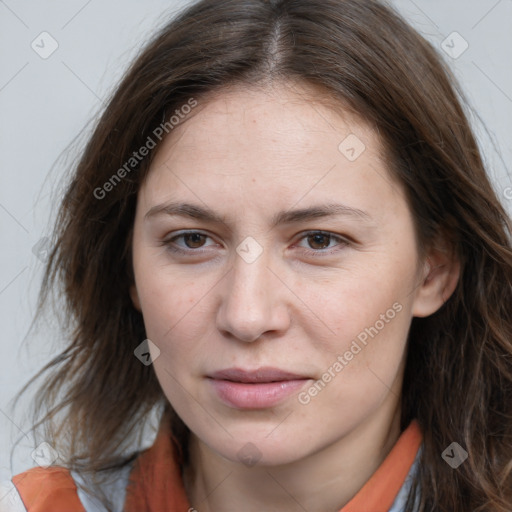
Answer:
[{"xmin": 14, "ymin": 0, "xmax": 512, "ymax": 510}]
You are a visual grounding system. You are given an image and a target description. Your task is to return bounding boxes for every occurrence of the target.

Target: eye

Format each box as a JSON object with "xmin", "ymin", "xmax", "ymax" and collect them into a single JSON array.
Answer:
[
  {"xmin": 161, "ymin": 230, "xmax": 350, "ymax": 257},
  {"xmin": 163, "ymin": 231, "xmax": 217, "ymax": 253},
  {"xmin": 295, "ymin": 231, "xmax": 350, "ymax": 255}
]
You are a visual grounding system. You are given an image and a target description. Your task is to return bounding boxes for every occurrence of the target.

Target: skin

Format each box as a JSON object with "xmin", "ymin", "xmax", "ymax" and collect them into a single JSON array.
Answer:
[{"xmin": 130, "ymin": 81, "xmax": 459, "ymax": 512}]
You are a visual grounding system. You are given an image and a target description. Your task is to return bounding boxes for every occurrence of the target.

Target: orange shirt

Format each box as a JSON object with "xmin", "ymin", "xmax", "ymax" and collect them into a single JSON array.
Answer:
[{"xmin": 11, "ymin": 418, "xmax": 422, "ymax": 512}]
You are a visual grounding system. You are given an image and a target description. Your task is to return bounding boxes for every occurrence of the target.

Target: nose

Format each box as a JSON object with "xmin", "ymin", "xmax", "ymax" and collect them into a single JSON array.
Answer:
[{"xmin": 216, "ymin": 249, "xmax": 291, "ymax": 343}]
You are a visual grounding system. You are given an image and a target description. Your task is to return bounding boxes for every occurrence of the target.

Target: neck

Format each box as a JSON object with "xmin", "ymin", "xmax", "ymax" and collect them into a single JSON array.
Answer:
[{"xmin": 183, "ymin": 403, "xmax": 402, "ymax": 512}]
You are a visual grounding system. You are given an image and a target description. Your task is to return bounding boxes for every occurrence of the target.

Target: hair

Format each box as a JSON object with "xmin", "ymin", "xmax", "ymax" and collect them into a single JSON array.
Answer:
[{"xmin": 13, "ymin": 0, "xmax": 512, "ymax": 510}]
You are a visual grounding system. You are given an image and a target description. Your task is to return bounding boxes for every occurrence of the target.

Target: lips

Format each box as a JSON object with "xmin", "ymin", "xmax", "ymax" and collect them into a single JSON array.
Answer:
[
  {"xmin": 207, "ymin": 367, "xmax": 311, "ymax": 409},
  {"xmin": 209, "ymin": 367, "xmax": 309, "ymax": 383}
]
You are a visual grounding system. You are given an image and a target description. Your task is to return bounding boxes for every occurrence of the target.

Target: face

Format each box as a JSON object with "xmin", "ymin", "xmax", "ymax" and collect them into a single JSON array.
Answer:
[{"xmin": 130, "ymin": 82, "xmax": 435, "ymax": 466}]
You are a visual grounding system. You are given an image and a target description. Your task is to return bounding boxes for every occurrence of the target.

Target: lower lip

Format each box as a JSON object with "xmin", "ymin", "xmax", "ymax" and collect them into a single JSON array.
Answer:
[{"xmin": 208, "ymin": 378, "xmax": 310, "ymax": 409}]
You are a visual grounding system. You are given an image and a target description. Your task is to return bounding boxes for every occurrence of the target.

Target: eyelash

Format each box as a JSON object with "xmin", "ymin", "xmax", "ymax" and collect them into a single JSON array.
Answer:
[{"xmin": 161, "ymin": 230, "xmax": 351, "ymax": 257}]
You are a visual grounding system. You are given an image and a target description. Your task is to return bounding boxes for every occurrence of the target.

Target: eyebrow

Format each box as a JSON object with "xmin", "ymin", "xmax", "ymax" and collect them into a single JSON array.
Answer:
[{"xmin": 144, "ymin": 201, "xmax": 373, "ymax": 228}]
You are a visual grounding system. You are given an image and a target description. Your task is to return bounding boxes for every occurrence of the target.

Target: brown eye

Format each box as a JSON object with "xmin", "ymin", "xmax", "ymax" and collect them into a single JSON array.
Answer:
[
  {"xmin": 296, "ymin": 231, "xmax": 350, "ymax": 256},
  {"xmin": 163, "ymin": 231, "xmax": 216, "ymax": 254},
  {"xmin": 182, "ymin": 232, "xmax": 207, "ymax": 249},
  {"xmin": 306, "ymin": 233, "xmax": 332, "ymax": 250}
]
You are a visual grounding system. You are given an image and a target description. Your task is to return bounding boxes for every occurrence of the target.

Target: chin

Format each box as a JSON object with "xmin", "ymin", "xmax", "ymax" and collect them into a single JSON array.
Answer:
[{"xmin": 202, "ymin": 432, "xmax": 311, "ymax": 468}]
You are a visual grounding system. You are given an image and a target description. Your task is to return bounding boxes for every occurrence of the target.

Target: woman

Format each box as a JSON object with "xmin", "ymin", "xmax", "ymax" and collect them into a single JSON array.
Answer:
[{"xmin": 4, "ymin": 0, "xmax": 512, "ymax": 510}]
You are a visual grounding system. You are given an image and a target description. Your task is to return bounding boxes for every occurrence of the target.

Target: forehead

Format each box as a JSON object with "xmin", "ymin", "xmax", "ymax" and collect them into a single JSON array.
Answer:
[
  {"xmin": 154, "ymin": 83, "xmax": 381, "ymax": 166},
  {"xmin": 140, "ymin": 81, "xmax": 405, "ymax": 222},
  {"xmin": 149, "ymin": 81, "xmax": 384, "ymax": 172}
]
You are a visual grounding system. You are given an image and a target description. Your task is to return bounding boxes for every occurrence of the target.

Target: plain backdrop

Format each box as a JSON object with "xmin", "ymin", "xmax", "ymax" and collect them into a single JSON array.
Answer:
[{"xmin": 1, "ymin": 0, "xmax": 511, "ymax": 479}]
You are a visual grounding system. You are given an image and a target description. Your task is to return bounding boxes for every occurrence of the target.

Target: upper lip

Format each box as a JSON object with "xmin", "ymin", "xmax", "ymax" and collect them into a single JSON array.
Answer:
[{"xmin": 208, "ymin": 367, "xmax": 310, "ymax": 383}]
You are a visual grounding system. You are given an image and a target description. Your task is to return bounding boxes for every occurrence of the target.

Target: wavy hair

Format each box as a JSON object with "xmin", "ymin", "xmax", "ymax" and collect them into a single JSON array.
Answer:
[{"xmin": 14, "ymin": 0, "xmax": 512, "ymax": 510}]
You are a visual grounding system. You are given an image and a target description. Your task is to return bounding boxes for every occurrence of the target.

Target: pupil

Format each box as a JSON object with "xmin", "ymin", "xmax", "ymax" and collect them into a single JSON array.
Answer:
[
  {"xmin": 185, "ymin": 233, "xmax": 204, "ymax": 248},
  {"xmin": 310, "ymin": 234, "xmax": 329, "ymax": 250}
]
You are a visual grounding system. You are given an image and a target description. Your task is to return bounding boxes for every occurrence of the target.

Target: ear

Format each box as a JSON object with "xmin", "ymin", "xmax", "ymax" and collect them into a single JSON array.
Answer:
[
  {"xmin": 130, "ymin": 284, "xmax": 142, "ymax": 312},
  {"xmin": 412, "ymin": 242, "xmax": 460, "ymax": 318}
]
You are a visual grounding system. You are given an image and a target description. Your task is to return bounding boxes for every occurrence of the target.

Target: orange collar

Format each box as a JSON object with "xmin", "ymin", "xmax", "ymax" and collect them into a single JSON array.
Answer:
[
  {"xmin": 124, "ymin": 417, "xmax": 422, "ymax": 512},
  {"xmin": 340, "ymin": 419, "xmax": 422, "ymax": 511}
]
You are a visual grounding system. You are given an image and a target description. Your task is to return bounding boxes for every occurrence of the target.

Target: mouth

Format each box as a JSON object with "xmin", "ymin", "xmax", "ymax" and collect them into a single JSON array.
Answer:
[{"xmin": 207, "ymin": 367, "xmax": 312, "ymax": 409}]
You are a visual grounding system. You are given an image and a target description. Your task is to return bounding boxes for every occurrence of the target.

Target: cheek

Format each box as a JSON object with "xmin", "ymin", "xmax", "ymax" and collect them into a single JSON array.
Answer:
[
  {"xmin": 134, "ymin": 252, "xmax": 208, "ymax": 327},
  {"xmin": 132, "ymin": 261, "xmax": 213, "ymax": 361},
  {"xmin": 301, "ymin": 258, "xmax": 415, "ymax": 346},
  {"xmin": 299, "ymin": 303, "xmax": 410, "ymax": 424},
  {"xmin": 318, "ymin": 298, "xmax": 410, "ymax": 386},
  {"xmin": 297, "ymin": 258, "xmax": 416, "ymax": 402}
]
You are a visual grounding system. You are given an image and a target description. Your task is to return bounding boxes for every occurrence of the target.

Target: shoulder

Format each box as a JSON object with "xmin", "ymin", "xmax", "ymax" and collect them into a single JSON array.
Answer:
[
  {"xmin": 1, "ymin": 467, "xmax": 84, "ymax": 512},
  {"xmin": 4, "ymin": 463, "xmax": 133, "ymax": 512}
]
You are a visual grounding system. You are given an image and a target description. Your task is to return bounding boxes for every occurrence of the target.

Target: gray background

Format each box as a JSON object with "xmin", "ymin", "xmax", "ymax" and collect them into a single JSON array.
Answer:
[{"xmin": 1, "ymin": 0, "xmax": 511, "ymax": 479}]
